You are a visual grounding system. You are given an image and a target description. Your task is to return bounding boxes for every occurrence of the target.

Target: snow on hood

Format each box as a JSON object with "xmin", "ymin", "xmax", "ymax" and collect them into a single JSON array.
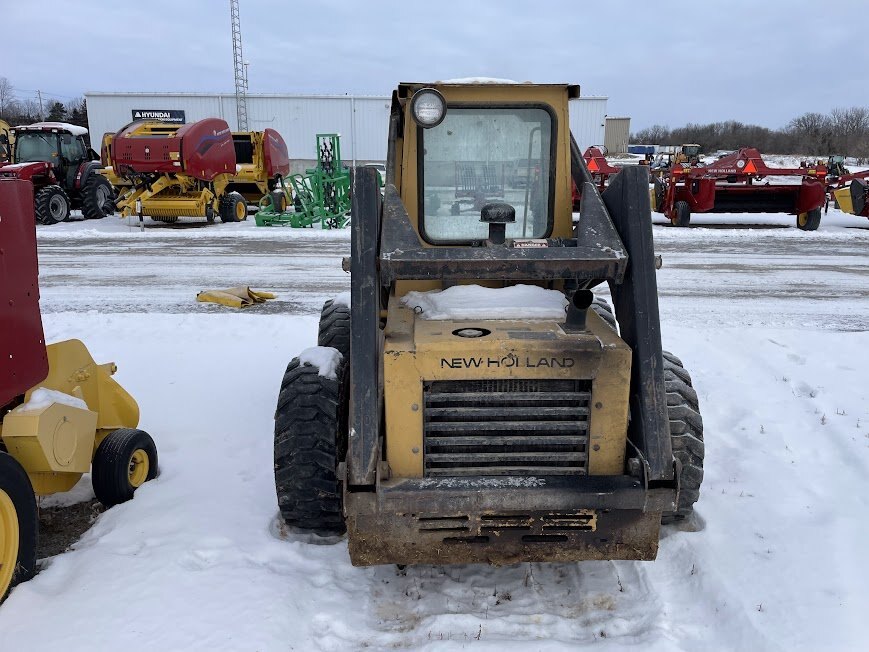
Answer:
[
  {"xmin": 400, "ymin": 284, "xmax": 567, "ymax": 320},
  {"xmin": 298, "ymin": 346, "xmax": 343, "ymax": 379},
  {"xmin": 13, "ymin": 387, "xmax": 89, "ymax": 413},
  {"xmin": 19, "ymin": 121, "xmax": 88, "ymax": 136},
  {"xmin": 437, "ymin": 77, "xmax": 521, "ymax": 84}
]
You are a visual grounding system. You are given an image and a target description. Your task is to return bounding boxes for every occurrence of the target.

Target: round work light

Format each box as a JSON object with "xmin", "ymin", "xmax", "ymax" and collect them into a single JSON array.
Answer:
[{"xmin": 410, "ymin": 88, "xmax": 447, "ymax": 128}]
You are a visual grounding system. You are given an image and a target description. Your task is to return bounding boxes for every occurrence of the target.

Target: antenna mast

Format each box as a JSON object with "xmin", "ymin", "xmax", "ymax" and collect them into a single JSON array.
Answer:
[{"xmin": 230, "ymin": 0, "xmax": 249, "ymax": 131}]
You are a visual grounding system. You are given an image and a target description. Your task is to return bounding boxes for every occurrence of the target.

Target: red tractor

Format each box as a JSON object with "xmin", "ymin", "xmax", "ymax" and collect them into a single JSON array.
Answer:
[{"xmin": 0, "ymin": 122, "xmax": 115, "ymax": 225}]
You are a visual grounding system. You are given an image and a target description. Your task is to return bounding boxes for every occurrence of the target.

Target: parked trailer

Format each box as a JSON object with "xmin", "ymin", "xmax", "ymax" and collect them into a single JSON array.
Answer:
[
  {"xmin": 103, "ymin": 119, "xmax": 288, "ymax": 223},
  {"xmin": 572, "ymin": 146, "xmax": 639, "ymax": 209},
  {"xmin": 654, "ymin": 148, "xmax": 828, "ymax": 230},
  {"xmin": 584, "ymin": 146, "xmax": 621, "ymax": 189}
]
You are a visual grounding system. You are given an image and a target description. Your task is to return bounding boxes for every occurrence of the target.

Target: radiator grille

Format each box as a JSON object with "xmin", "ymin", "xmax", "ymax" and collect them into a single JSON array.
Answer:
[{"xmin": 423, "ymin": 379, "xmax": 591, "ymax": 477}]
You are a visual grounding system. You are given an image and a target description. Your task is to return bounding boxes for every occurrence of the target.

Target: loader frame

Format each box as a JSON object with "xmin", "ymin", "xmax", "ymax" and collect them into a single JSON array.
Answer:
[{"xmin": 340, "ymin": 83, "xmax": 680, "ymax": 566}]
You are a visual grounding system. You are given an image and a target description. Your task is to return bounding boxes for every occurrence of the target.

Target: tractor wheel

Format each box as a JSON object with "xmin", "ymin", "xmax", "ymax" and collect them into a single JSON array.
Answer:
[
  {"xmin": 91, "ymin": 429, "xmax": 158, "ymax": 508},
  {"xmin": 590, "ymin": 295, "xmax": 618, "ymax": 333},
  {"xmin": 219, "ymin": 193, "xmax": 247, "ymax": 223},
  {"xmin": 661, "ymin": 351, "xmax": 704, "ymax": 524},
  {"xmin": 797, "ymin": 208, "xmax": 821, "ymax": 231},
  {"xmin": 34, "ymin": 185, "xmax": 71, "ymax": 225},
  {"xmin": 81, "ymin": 175, "xmax": 115, "ymax": 219},
  {"xmin": 0, "ymin": 451, "xmax": 38, "ymax": 604},
  {"xmin": 672, "ymin": 200, "xmax": 691, "ymax": 227},
  {"xmin": 317, "ymin": 299, "xmax": 351, "ymax": 359},
  {"xmin": 274, "ymin": 356, "xmax": 348, "ymax": 535}
]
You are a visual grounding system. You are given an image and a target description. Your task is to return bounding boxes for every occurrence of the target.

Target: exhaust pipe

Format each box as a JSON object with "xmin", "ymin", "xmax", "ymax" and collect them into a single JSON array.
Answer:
[{"xmin": 564, "ymin": 290, "xmax": 593, "ymax": 332}]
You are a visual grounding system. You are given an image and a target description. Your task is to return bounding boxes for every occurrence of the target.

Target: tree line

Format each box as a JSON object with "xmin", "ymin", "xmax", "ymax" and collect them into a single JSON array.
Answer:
[
  {"xmin": 0, "ymin": 77, "xmax": 89, "ymax": 130},
  {"xmin": 633, "ymin": 107, "xmax": 869, "ymax": 162}
]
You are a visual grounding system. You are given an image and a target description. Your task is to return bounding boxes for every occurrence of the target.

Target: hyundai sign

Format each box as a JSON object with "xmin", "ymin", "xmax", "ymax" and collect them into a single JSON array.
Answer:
[{"xmin": 131, "ymin": 109, "xmax": 186, "ymax": 124}]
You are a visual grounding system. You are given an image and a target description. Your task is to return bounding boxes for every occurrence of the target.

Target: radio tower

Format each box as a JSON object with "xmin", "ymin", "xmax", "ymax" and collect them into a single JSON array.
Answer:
[{"xmin": 230, "ymin": 0, "xmax": 249, "ymax": 131}]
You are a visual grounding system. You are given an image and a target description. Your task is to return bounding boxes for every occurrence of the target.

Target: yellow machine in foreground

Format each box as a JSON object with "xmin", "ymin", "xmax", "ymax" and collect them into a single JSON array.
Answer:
[
  {"xmin": 1, "ymin": 341, "xmax": 157, "ymax": 603},
  {"xmin": 274, "ymin": 82, "xmax": 705, "ymax": 566},
  {"xmin": 2, "ymin": 340, "xmax": 150, "ymax": 496},
  {"xmin": 1, "ymin": 177, "xmax": 157, "ymax": 603}
]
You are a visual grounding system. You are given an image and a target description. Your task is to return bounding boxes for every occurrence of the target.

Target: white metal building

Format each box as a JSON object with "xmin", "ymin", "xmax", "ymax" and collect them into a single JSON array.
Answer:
[
  {"xmin": 570, "ymin": 97, "xmax": 607, "ymax": 150},
  {"xmin": 85, "ymin": 92, "xmax": 608, "ymax": 163},
  {"xmin": 85, "ymin": 92, "xmax": 391, "ymax": 164}
]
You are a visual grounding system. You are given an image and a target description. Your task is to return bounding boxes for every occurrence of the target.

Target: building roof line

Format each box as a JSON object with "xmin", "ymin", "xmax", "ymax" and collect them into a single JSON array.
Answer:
[
  {"xmin": 85, "ymin": 91, "xmax": 608, "ymax": 101},
  {"xmin": 85, "ymin": 92, "xmax": 391, "ymax": 100}
]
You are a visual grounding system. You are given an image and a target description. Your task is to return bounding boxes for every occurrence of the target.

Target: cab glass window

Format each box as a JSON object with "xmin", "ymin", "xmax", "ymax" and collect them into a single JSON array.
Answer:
[
  {"xmin": 60, "ymin": 134, "xmax": 86, "ymax": 161},
  {"xmin": 15, "ymin": 133, "xmax": 59, "ymax": 163},
  {"xmin": 420, "ymin": 107, "xmax": 553, "ymax": 243}
]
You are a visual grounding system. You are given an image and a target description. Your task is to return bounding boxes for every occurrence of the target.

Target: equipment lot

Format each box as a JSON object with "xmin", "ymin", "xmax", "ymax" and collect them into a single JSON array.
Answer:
[{"xmin": 1, "ymin": 211, "xmax": 867, "ymax": 650}]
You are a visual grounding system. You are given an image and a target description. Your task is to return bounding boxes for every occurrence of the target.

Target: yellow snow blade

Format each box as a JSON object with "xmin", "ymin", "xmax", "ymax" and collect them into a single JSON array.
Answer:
[{"xmin": 196, "ymin": 287, "xmax": 277, "ymax": 309}]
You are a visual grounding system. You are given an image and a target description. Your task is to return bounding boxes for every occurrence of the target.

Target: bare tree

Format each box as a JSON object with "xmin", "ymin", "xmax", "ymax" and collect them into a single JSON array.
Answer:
[
  {"xmin": 631, "ymin": 124, "xmax": 671, "ymax": 144},
  {"xmin": 0, "ymin": 77, "xmax": 15, "ymax": 119},
  {"xmin": 66, "ymin": 96, "xmax": 88, "ymax": 128},
  {"xmin": 830, "ymin": 107, "xmax": 869, "ymax": 158},
  {"xmin": 788, "ymin": 112, "xmax": 834, "ymax": 153}
]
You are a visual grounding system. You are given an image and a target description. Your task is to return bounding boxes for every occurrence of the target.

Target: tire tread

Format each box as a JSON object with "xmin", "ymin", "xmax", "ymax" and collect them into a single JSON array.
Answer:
[
  {"xmin": 92, "ymin": 428, "xmax": 158, "ymax": 508},
  {"xmin": 274, "ymin": 357, "xmax": 347, "ymax": 535},
  {"xmin": 661, "ymin": 351, "xmax": 704, "ymax": 523},
  {"xmin": 317, "ymin": 299, "xmax": 351, "ymax": 358}
]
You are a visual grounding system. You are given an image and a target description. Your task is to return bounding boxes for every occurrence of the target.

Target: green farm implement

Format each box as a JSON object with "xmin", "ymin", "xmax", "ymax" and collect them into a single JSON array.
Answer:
[{"xmin": 255, "ymin": 134, "xmax": 351, "ymax": 228}]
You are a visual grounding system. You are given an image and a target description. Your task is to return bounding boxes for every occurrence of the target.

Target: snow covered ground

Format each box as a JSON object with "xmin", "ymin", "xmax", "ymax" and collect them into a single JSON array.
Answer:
[{"xmin": 1, "ymin": 212, "xmax": 868, "ymax": 651}]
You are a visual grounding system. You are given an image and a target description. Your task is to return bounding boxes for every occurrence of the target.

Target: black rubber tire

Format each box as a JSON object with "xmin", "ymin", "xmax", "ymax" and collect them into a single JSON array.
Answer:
[
  {"xmin": 219, "ymin": 192, "xmax": 247, "ymax": 223},
  {"xmin": 652, "ymin": 176, "xmax": 665, "ymax": 212},
  {"xmin": 590, "ymin": 295, "xmax": 618, "ymax": 333},
  {"xmin": 271, "ymin": 190, "xmax": 287, "ymax": 213},
  {"xmin": 81, "ymin": 175, "xmax": 114, "ymax": 220},
  {"xmin": 0, "ymin": 451, "xmax": 38, "ymax": 603},
  {"xmin": 34, "ymin": 185, "xmax": 70, "ymax": 225},
  {"xmin": 661, "ymin": 351, "xmax": 704, "ymax": 523},
  {"xmin": 274, "ymin": 356, "xmax": 348, "ymax": 535},
  {"xmin": 673, "ymin": 200, "xmax": 691, "ymax": 227},
  {"xmin": 92, "ymin": 429, "xmax": 158, "ymax": 508},
  {"xmin": 317, "ymin": 299, "xmax": 351, "ymax": 359},
  {"xmin": 797, "ymin": 207, "xmax": 821, "ymax": 231}
]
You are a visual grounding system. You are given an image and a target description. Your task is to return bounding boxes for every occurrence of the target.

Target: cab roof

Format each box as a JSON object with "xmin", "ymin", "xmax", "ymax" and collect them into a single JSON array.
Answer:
[
  {"xmin": 398, "ymin": 81, "xmax": 580, "ymax": 99},
  {"xmin": 13, "ymin": 122, "xmax": 88, "ymax": 136}
]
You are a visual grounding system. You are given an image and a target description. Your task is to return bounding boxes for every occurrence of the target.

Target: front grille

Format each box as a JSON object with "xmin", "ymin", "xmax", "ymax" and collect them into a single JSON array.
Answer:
[{"xmin": 423, "ymin": 379, "xmax": 591, "ymax": 477}]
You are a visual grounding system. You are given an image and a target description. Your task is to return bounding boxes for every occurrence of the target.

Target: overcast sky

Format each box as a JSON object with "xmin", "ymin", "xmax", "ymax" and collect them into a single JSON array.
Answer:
[{"xmin": 6, "ymin": 1, "xmax": 867, "ymax": 130}]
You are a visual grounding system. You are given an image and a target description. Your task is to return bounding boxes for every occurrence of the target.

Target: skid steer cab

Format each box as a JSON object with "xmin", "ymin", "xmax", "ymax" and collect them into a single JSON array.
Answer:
[
  {"xmin": 273, "ymin": 82, "xmax": 705, "ymax": 566},
  {"xmin": 0, "ymin": 122, "xmax": 114, "ymax": 224}
]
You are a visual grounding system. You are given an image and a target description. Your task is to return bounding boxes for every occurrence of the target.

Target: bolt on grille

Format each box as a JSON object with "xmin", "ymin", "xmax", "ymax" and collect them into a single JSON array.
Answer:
[{"xmin": 423, "ymin": 379, "xmax": 591, "ymax": 477}]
